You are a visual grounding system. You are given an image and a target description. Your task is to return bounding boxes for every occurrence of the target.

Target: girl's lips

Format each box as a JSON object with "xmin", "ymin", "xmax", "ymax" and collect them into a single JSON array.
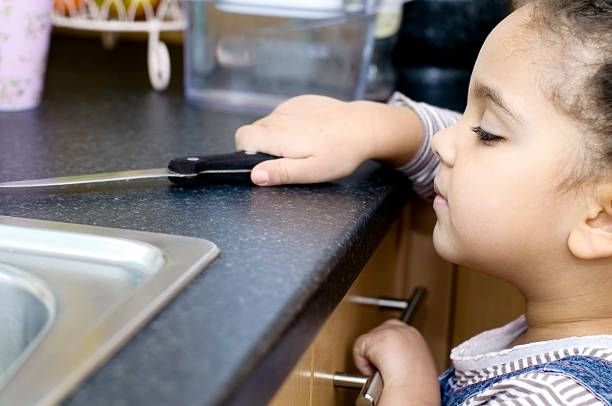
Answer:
[
  {"xmin": 433, "ymin": 183, "xmax": 448, "ymax": 209},
  {"xmin": 433, "ymin": 194, "xmax": 448, "ymax": 209}
]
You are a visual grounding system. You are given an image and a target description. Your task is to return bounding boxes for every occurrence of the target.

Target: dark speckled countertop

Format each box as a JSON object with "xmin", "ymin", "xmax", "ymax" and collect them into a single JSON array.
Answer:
[{"xmin": 0, "ymin": 35, "xmax": 412, "ymax": 406}]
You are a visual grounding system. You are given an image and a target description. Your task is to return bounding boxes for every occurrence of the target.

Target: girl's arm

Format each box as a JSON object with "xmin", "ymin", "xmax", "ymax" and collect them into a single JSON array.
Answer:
[{"xmin": 234, "ymin": 93, "xmax": 461, "ymax": 197}]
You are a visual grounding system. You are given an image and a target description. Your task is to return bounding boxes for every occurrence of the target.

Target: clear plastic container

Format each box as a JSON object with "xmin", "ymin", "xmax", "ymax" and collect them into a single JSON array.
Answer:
[{"xmin": 184, "ymin": 0, "xmax": 379, "ymax": 113}]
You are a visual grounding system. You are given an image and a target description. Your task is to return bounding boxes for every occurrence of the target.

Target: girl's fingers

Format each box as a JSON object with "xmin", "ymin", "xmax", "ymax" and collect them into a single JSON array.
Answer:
[
  {"xmin": 250, "ymin": 156, "xmax": 330, "ymax": 186},
  {"xmin": 352, "ymin": 320, "xmax": 418, "ymax": 378},
  {"xmin": 353, "ymin": 338, "xmax": 376, "ymax": 376},
  {"xmin": 353, "ymin": 330, "xmax": 384, "ymax": 377},
  {"xmin": 235, "ymin": 123, "xmax": 279, "ymax": 155}
]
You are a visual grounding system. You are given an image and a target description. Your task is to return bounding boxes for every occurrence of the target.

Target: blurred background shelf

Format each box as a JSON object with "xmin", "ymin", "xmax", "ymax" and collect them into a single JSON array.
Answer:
[{"xmin": 52, "ymin": 0, "xmax": 186, "ymax": 90}]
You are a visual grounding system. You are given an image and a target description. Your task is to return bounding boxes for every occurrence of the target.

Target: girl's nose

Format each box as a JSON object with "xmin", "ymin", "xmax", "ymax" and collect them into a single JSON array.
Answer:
[{"xmin": 431, "ymin": 125, "xmax": 456, "ymax": 167}]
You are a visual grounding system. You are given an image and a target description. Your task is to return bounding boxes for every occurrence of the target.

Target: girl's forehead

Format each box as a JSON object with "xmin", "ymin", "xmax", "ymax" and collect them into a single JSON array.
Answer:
[
  {"xmin": 480, "ymin": 4, "xmax": 591, "ymax": 129},
  {"xmin": 483, "ymin": 5, "xmax": 538, "ymax": 61},
  {"xmin": 469, "ymin": 4, "xmax": 586, "ymax": 143},
  {"xmin": 473, "ymin": 5, "xmax": 560, "ymax": 103}
]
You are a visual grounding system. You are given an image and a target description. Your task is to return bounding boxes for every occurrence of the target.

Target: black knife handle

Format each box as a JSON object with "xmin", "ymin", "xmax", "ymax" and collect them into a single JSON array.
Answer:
[{"xmin": 168, "ymin": 151, "xmax": 278, "ymax": 186}]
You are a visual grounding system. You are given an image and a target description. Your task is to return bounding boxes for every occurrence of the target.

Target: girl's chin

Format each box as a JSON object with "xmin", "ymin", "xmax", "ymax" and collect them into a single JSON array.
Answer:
[{"xmin": 432, "ymin": 224, "xmax": 457, "ymax": 263}]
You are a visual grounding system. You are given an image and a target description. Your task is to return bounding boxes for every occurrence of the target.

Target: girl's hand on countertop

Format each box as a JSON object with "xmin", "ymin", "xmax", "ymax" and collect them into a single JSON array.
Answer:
[
  {"xmin": 235, "ymin": 95, "xmax": 372, "ymax": 185},
  {"xmin": 353, "ymin": 319, "xmax": 440, "ymax": 406},
  {"xmin": 235, "ymin": 95, "xmax": 423, "ymax": 186}
]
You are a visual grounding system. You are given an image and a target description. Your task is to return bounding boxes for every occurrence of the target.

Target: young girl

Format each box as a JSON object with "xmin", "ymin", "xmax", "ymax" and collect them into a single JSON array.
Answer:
[{"xmin": 236, "ymin": 0, "xmax": 612, "ymax": 404}]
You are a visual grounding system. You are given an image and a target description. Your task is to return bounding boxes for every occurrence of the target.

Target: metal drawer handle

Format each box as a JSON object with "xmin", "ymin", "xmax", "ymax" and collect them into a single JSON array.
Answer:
[
  {"xmin": 332, "ymin": 372, "xmax": 383, "ymax": 406},
  {"xmin": 332, "ymin": 372, "xmax": 368, "ymax": 389},
  {"xmin": 347, "ymin": 295, "xmax": 412, "ymax": 311},
  {"xmin": 331, "ymin": 286, "xmax": 427, "ymax": 406}
]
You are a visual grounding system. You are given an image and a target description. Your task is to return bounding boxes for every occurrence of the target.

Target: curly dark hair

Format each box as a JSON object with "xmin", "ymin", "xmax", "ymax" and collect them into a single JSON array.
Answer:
[{"xmin": 514, "ymin": 0, "xmax": 612, "ymax": 180}]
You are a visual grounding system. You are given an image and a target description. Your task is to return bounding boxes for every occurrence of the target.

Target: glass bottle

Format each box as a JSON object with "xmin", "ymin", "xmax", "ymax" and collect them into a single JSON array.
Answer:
[{"xmin": 364, "ymin": 0, "xmax": 404, "ymax": 101}]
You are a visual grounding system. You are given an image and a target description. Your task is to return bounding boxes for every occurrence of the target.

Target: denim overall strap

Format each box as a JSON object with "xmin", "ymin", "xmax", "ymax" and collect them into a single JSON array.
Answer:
[
  {"xmin": 540, "ymin": 356, "xmax": 612, "ymax": 405},
  {"xmin": 440, "ymin": 356, "xmax": 612, "ymax": 405}
]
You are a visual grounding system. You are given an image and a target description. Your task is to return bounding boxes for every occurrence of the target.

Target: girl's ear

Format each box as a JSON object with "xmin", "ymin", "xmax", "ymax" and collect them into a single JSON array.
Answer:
[{"xmin": 568, "ymin": 184, "xmax": 612, "ymax": 260}]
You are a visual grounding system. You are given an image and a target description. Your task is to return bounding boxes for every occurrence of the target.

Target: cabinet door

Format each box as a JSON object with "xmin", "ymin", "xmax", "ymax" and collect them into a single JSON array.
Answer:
[
  {"xmin": 311, "ymin": 213, "xmax": 409, "ymax": 406},
  {"xmin": 267, "ymin": 346, "xmax": 313, "ymax": 406}
]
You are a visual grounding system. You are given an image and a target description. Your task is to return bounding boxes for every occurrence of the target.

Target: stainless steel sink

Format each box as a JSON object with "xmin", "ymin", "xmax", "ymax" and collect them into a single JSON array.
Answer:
[{"xmin": 0, "ymin": 216, "xmax": 220, "ymax": 405}]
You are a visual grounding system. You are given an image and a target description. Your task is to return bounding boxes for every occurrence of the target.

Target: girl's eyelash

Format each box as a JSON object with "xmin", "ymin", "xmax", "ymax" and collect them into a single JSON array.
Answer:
[{"xmin": 471, "ymin": 126, "xmax": 504, "ymax": 144}]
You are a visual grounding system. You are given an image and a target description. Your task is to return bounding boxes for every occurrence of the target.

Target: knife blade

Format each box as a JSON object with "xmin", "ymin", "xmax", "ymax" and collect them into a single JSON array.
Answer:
[{"xmin": 0, "ymin": 151, "xmax": 278, "ymax": 188}]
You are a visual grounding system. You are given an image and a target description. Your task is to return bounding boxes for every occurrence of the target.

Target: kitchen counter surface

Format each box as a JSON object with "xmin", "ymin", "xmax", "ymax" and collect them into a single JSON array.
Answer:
[{"xmin": 0, "ymin": 35, "xmax": 412, "ymax": 406}]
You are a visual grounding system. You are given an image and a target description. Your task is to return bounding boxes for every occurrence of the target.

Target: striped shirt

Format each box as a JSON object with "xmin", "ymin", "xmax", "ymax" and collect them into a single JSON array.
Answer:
[
  {"xmin": 451, "ymin": 315, "xmax": 612, "ymax": 405},
  {"xmin": 387, "ymin": 92, "xmax": 462, "ymax": 201}
]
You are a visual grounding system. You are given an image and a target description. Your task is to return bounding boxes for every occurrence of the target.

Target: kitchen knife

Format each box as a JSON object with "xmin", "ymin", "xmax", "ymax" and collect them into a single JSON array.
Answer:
[{"xmin": 0, "ymin": 151, "xmax": 278, "ymax": 188}]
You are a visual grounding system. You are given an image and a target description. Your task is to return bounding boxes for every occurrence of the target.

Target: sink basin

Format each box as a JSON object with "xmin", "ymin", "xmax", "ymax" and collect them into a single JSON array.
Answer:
[
  {"xmin": 0, "ymin": 216, "xmax": 219, "ymax": 405},
  {"xmin": 0, "ymin": 264, "xmax": 55, "ymax": 390}
]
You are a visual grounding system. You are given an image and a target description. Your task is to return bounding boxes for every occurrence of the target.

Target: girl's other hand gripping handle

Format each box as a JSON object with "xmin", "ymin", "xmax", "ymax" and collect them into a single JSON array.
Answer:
[{"xmin": 353, "ymin": 320, "xmax": 440, "ymax": 406}]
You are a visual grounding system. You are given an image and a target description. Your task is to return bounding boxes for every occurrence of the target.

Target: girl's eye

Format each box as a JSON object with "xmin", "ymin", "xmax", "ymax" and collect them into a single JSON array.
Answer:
[{"xmin": 471, "ymin": 126, "xmax": 504, "ymax": 145}]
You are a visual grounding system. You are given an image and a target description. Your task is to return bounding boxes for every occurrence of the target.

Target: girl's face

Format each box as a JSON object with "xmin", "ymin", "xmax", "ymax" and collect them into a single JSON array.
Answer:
[{"xmin": 430, "ymin": 5, "xmax": 588, "ymax": 288}]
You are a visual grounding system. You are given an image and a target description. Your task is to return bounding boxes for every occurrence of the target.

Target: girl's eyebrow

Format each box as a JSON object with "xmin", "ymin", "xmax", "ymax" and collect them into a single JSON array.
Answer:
[{"xmin": 472, "ymin": 81, "xmax": 524, "ymax": 124}]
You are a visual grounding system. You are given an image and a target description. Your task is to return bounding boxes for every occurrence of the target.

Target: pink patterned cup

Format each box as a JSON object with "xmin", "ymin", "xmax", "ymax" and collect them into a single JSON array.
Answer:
[{"xmin": 0, "ymin": 0, "xmax": 53, "ymax": 111}]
